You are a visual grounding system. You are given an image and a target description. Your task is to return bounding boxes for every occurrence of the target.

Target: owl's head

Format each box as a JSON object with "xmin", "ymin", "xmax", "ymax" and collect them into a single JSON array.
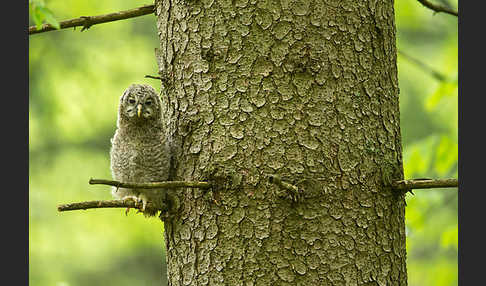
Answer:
[{"xmin": 119, "ymin": 84, "xmax": 161, "ymax": 123}]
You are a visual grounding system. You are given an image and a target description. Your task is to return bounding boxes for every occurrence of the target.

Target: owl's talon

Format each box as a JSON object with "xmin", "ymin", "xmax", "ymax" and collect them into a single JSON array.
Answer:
[
  {"xmin": 122, "ymin": 195, "xmax": 142, "ymax": 208},
  {"xmin": 139, "ymin": 193, "xmax": 149, "ymax": 212},
  {"xmin": 125, "ymin": 207, "xmax": 130, "ymax": 216}
]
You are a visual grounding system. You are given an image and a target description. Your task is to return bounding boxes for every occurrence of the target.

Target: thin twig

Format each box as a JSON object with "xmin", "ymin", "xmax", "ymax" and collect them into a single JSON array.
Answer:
[
  {"xmin": 89, "ymin": 178, "xmax": 212, "ymax": 190},
  {"xmin": 57, "ymin": 199, "xmax": 162, "ymax": 212},
  {"xmin": 392, "ymin": 178, "xmax": 458, "ymax": 190},
  {"xmin": 145, "ymin": 75, "xmax": 163, "ymax": 80},
  {"xmin": 29, "ymin": 4, "xmax": 155, "ymax": 35},
  {"xmin": 266, "ymin": 175, "xmax": 458, "ymax": 193},
  {"xmin": 417, "ymin": 0, "xmax": 458, "ymax": 17},
  {"xmin": 398, "ymin": 50, "xmax": 448, "ymax": 82}
]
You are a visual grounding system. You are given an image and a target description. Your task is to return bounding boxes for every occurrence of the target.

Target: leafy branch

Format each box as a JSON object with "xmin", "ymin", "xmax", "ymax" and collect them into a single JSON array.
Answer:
[
  {"xmin": 29, "ymin": 4, "xmax": 155, "ymax": 35},
  {"xmin": 29, "ymin": 0, "xmax": 60, "ymax": 30}
]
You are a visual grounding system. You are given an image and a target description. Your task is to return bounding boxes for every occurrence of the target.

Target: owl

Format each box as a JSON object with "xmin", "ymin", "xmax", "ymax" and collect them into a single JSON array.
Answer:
[{"xmin": 110, "ymin": 83, "xmax": 171, "ymax": 217}]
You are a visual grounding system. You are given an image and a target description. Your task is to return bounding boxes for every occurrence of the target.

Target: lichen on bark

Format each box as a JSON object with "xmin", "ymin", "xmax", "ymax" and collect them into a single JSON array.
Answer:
[{"xmin": 155, "ymin": 0, "xmax": 407, "ymax": 285}]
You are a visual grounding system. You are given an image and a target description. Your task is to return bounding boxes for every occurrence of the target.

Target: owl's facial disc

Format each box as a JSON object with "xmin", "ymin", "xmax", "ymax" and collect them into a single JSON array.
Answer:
[{"xmin": 125, "ymin": 94, "xmax": 156, "ymax": 120}]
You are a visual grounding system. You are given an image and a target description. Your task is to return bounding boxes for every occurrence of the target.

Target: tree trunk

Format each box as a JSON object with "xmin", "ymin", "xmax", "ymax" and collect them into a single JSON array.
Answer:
[{"xmin": 154, "ymin": 0, "xmax": 407, "ymax": 285}]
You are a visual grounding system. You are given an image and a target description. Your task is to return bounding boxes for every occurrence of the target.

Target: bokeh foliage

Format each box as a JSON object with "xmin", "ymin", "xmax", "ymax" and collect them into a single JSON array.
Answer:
[
  {"xmin": 29, "ymin": 1, "xmax": 458, "ymax": 285},
  {"xmin": 396, "ymin": 0, "xmax": 458, "ymax": 285}
]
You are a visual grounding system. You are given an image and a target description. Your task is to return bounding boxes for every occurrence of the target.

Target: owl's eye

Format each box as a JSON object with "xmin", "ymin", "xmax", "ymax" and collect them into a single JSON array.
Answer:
[
  {"xmin": 128, "ymin": 98, "xmax": 136, "ymax": 104},
  {"xmin": 145, "ymin": 100, "xmax": 152, "ymax": 106}
]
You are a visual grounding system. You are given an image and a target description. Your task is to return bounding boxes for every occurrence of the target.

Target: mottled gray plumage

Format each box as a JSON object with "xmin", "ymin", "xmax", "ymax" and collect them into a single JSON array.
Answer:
[{"xmin": 110, "ymin": 84, "xmax": 171, "ymax": 217}]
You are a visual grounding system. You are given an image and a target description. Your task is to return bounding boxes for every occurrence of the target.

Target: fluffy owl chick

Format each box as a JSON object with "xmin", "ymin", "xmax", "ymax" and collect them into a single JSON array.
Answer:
[{"xmin": 110, "ymin": 84, "xmax": 171, "ymax": 217}]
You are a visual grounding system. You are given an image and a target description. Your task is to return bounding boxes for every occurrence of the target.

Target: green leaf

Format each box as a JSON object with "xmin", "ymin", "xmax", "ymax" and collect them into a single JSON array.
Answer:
[
  {"xmin": 29, "ymin": 1, "xmax": 45, "ymax": 30},
  {"xmin": 37, "ymin": 7, "xmax": 60, "ymax": 29},
  {"xmin": 43, "ymin": 11, "xmax": 61, "ymax": 29},
  {"xmin": 32, "ymin": 8, "xmax": 45, "ymax": 30},
  {"xmin": 29, "ymin": 1, "xmax": 60, "ymax": 31}
]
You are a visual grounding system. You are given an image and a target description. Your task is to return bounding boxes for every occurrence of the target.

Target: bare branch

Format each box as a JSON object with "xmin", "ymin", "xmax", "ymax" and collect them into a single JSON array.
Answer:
[
  {"xmin": 89, "ymin": 178, "xmax": 212, "ymax": 190},
  {"xmin": 417, "ymin": 0, "xmax": 458, "ymax": 17},
  {"xmin": 59, "ymin": 177, "xmax": 458, "ymax": 212},
  {"xmin": 29, "ymin": 4, "xmax": 155, "ymax": 35},
  {"xmin": 266, "ymin": 175, "xmax": 458, "ymax": 195},
  {"xmin": 57, "ymin": 199, "xmax": 163, "ymax": 212},
  {"xmin": 145, "ymin": 75, "xmax": 163, "ymax": 81},
  {"xmin": 392, "ymin": 178, "xmax": 458, "ymax": 190}
]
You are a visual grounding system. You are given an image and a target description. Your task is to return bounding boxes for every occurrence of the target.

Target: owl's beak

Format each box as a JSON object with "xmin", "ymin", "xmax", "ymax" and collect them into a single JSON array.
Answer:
[{"xmin": 137, "ymin": 104, "xmax": 142, "ymax": 118}]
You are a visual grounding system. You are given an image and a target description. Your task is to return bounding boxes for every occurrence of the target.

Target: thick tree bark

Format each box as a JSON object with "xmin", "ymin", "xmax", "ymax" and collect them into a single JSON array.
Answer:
[{"xmin": 155, "ymin": 0, "xmax": 406, "ymax": 285}]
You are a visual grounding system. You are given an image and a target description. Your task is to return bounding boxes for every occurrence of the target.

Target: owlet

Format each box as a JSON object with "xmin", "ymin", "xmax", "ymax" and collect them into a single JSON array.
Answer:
[{"xmin": 110, "ymin": 84, "xmax": 171, "ymax": 217}]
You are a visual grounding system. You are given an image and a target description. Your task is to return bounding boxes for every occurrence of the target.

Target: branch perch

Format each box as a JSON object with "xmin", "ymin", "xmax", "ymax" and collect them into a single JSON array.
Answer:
[
  {"xmin": 392, "ymin": 178, "xmax": 458, "ymax": 191},
  {"xmin": 89, "ymin": 178, "xmax": 212, "ymax": 190},
  {"xmin": 57, "ymin": 199, "xmax": 163, "ymax": 212},
  {"xmin": 29, "ymin": 4, "xmax": 155, "ymax": 35},
  {"xmin": 58, "ymin": 177, "xmax": 457, "ymax": 212},
  {"xmin": 417, "ymin": 0, "xmax": 458, "ymax": 17}
]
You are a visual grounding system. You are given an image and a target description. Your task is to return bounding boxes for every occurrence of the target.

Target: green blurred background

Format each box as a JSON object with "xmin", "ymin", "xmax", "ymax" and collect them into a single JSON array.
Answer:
[{"xmin": 29, "ymin": 1, "xmax": 458, "ymax": 285}]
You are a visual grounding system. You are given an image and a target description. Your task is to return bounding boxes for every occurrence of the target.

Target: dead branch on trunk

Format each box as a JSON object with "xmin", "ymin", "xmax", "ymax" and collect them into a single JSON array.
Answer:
[
  {"xmin": 57, "ymin": 199, "xmax": 162, "ymax": 212},
  {"xmin": 89, "ymin": 178, "xmax": 212, "ymax": 190}
]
